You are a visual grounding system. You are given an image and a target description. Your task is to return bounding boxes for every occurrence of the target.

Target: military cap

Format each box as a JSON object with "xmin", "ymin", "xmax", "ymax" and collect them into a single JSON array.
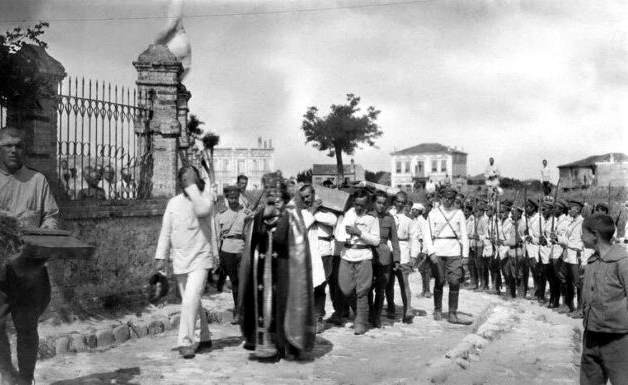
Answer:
[
  {"xmin": 558, "ymin": 199, "xmax": 569, "ymax": 208},
  {"xmin": 223, "ymin": 185, "xmax": 240, "ymax": 195},
  {"xmin": 568, "ymin": 200, "xmax": 584, "ymax": 208},
  {"xmin": 442, "ymin": 188, "xmax": 457, "ymax": 198},
  {"xmin": 595, "ymin": 202, "xmax": 609, "ymax": 212},
  {"xmin": 553, "ymin": 200, "xmax": 566, "ymax": 210},
  {"xmin": 512, "ymin": 205, "xmax": 524, "ymax": 213},
  {"xmin": 526, "ymin": 198, "xmax": 539, "ymax": 210},
  {"xmin": 542, "ymin": 201, "xmax": 553, "ymax": 210},
  {"xmin": 501, "ymin": 199, "xmax": 513, "ymax": 208},
  {"xmin": 412, "ymin": 203, "xmax": 425, "ymax": 211}
]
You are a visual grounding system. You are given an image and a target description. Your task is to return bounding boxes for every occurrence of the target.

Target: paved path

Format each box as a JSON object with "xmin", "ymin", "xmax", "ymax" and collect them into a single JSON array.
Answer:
[{"xmin": 34, "ymin": 274, "xmax": 581, "ymax": 385}]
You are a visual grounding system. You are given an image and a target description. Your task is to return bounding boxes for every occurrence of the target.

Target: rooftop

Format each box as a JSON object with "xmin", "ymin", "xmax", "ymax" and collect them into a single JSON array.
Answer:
[
  {"xmin": 313, "ymin": 164, "xmax": 360, "ymax": 175},
  {"xmin": 557, "ymin": 152, "xmax": 628, "ymax": 168},
  {"xmin": 391, "ymin": 143, "xmax": 467, "ymax": 156}
]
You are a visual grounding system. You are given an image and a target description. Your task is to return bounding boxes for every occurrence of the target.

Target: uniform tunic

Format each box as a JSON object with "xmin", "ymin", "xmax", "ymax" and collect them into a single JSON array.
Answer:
[
  {"xmin": 335, "ymin": 208, "xmax": 380, "ymax": 262},
  {"xmin": 559, "ymin": 215, "xmax": 584, "ymax": 265},
  {"xmin": 389, "ymin": 208, "xmax": 413, "ymax": 264},
  {"xmin": 525, "ymin": 212, "xmax": 542, "ymax": 262},
  {"xmin": 302, "ymin": 209, "xmax": 337, "ymax": 287},
  {"xmin": 423, "ymin": 207, "xmax": 469, "ymax": 258}
]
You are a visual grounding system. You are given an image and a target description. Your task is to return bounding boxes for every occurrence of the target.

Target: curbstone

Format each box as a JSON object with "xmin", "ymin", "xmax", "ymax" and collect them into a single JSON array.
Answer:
[
  {"xmin": 129, "ymin": 321, "xmax": 149, "ymax": 339},
  {"xmin": 69, "ymin": 334, "xmax": 88, "ymax": 353},
  {"xmin": 455, "ymin": 357, "xmax": 470, "ymax": 370},
  {"xmin": 55, "ymin": 336, "xmax": 71, "ymax": 355},
  {"xmin": 170, "ymin": 314, "xmax": 180, "ymax": 329},
  {"xmin": 96, "ymin": 329, "xmax": 115, "ymax": 348},
  {"xmin": 38, "ymin": 337, "xmax": 56, "ymax": 360},
  {"xmin": 113, "ymin": 325, "xmax": 130, "ymax": 343},
  {"xmin": 85, "ymin": 333, "xmax": 97, "ymax": 349},
  {"xmin": 148, "ymin": 320, "xmax": 164, "ymax": 335}
]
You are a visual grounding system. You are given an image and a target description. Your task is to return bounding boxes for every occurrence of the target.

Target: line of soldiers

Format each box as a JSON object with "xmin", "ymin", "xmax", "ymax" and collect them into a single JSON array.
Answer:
[{"xmin": 461, "ymin": 194, "xmax": 619, "ymax": 319}]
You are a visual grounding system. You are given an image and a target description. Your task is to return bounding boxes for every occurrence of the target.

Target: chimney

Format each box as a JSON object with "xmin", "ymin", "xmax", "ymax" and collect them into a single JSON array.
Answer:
[{"xmin": 258, "ymin": 137, "xmax": 262, "ymax": 148}]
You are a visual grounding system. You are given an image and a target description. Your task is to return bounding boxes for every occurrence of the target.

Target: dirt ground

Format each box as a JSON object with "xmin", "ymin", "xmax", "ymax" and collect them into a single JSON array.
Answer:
[{"xmin": 34, "ymin": 273, "xmax": 582, "ymax": 385}]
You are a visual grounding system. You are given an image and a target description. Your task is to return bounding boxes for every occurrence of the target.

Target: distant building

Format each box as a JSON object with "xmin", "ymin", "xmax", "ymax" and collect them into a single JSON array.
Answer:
[
  {"xmin": 191, "ymin": 137, "xmax": 275, "ymax": 192},
  {"xmin": 312, "ymin": 159, "xmax": 365, "ymax": 186},
  {"xmin": 390, "ymin": 143, "xmax": 467, "ymax": 191},
  {"xmin": 558, "ymin": 152, "xmax": 628, "ymax": 189}
]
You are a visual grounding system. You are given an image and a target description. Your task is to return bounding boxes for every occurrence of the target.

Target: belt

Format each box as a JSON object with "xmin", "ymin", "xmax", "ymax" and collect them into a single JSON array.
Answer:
[
  {"xmin": 223, "ymin": 234, "xmax": 244, "ymax": 240},
  {"xmin": 433, "ymin": 236, "xmax": 458, "ymax": 240},
  {"xmin": 398, "ymin": 238, "xmax": 409, "ymax": 242},
  {"xmin": 344, "ymin": 243, "xmax": 370, "ymax": 250},
  {"xmin": 318, "ymin": 236, "xmax": 334, "ymax": 241}
]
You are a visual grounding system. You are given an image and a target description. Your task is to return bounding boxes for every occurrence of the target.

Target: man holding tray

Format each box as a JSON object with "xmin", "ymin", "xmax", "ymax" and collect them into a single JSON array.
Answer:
[{"xmin": 0, "ymin": 127, "xmax": 60, "ymax": 385}]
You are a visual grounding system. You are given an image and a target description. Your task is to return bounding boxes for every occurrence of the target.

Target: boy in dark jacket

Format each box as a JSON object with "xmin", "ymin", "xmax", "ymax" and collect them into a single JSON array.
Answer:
[{"xmin": 580, "ymin": 213, "xmax": 628, "ymax": 385}]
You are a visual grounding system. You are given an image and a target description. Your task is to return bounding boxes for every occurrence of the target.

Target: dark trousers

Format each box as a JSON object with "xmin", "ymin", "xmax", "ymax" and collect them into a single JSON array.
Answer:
[
  {"xmin": 500, "ymin": 255, "xmax": 517, "ymax": 298},
  {"xmin": 0, "ymin": 264, "xmax": 51, "ymax": 383},
  {"xmin": 547, "ymin": 259, "xmax": 561, "ymax": 306},
  {"xmin": 338, "ymin": 259, "xmax": 373, "ymax": 326},
  {"xmin": 581, "ymin": 331, "xmax": 628, "ymax": 385},
  {"xmin": 468, "ymin": 247, "xmax": 481, "ymax": 288},
  {"xmin": 419, "ymin": 257, "xmax": 432, "ymax": 294},
  {"xmin": 314, "ymin": 255, "xmax": 335, "ymax": 320},
  {"xmin": 328, "ymin": 255, "xmax": 347, "ymax": 318},
  {"xmin": 542, "ymin": 181, "xmax": 552, "ymax": 196},
  {"xmin": 489, "ymin": 256, "xmax": 502, "ymax": 292},
  {"xmin": 218, "ymin": 251, "xmax": 242, "ymax": 314},
  {"xmin": 430, "ymin": 256, "xmax": 463, "ymax": 312},
  {"xmin": 479, "ymin": 255, "xmax": 490, "ymax": 290},
  {"xmin": 517, "ymin": 254, "xmax": 530, "ymax": 297},
  {"xmin": 368, "ymin": 263, "xmax": 391, "ymax": 324},
  {"xmin": 384, "ymin": 264, "xmax": 412, "ymax": 318},
  {"xmin": 560, "ymin": 262, "xmax": 581, "ymax": 311}
]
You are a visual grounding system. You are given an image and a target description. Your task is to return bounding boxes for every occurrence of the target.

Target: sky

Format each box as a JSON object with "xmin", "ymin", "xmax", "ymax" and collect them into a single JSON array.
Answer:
[{"xmin": 1, "ymin": 0, "xmax": 627, "ymax": 180}]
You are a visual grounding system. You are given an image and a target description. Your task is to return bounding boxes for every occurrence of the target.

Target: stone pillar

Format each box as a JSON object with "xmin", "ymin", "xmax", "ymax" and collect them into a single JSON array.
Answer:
[
  {"xmin": 133, "ymin": 44, "xmax": 187, "ymax": 197},
  {"xmin": 6, "ymin": 44, "xmax": 66, "ymax": 192},
  {"xmin": 177, "ymin": 84, "xmax": 192, "ymax": 163}
]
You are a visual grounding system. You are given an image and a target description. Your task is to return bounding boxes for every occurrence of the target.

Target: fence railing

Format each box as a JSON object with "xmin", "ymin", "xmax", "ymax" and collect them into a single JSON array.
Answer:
[{"xmin": 57, "ymin": 76, "xmax": 152, "ymax": 200}]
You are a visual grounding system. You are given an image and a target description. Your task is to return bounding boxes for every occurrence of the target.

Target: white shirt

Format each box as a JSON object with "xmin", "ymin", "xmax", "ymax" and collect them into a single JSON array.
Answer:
[
  {"xmin": 335, "ymin": 208, "xmax": 380, "ymax": 262},
  {"xmin": 155, "ymin": 188, "xmax": 217, "ymax": 275},
  {"xmin": 423, "ymin": 206, "xmax": 469, "ymax": 258},
  {"xmin": 541, "ymin": 166, "xmax": 551, "ymax": 183},
  {"xmin": 389, "ymin": 208, "xmax": 414, "ymax": 264},
  {"xmin": 558, "ymin": 215, "xmax": 584, "ymax": 264},
  {"xmin": 410, "ymin": 216, "xmax": 428, "ymax": 259},
  {"xmin": 525, "ymin": 212, "xmax": 542, "ymax": 262},
  {"xmin": 425, "ymin": 181, "xmax": 436, "ymax": 194}
]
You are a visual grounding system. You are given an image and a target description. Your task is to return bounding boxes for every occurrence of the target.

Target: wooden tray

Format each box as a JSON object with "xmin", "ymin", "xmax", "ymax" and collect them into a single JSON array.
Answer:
[{"xmin": 315, "ymin": 186, "xmax": 352, "ymax": 213}]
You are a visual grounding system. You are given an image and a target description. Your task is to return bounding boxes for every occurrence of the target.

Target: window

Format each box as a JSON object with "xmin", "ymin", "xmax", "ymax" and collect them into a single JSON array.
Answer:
[
  {"xmin": 223, "ymin": 159, "xmax": 229, "ymax": 171},
  {"xmin": 252, "ymin": 159, "xmax": 257, "ymax": 171},
  {"xmin": 263, "ymin": 159, "xmax": 269, "ymax": 171},
  {"xmin": 237, "ymin": 159, "xmax": 245, "ymax": 174},
  {"xmin": 405, "ymin": 161, "xmax": 410, "ymax": 173},
  {"xmin": 396, "ymin": 161, "xmax": 402, "ymax": 173},
  {"xmin": 431, "ymin": 160, "xmax": 438, "ymax": 172},
  {"xmin": 441, "ymin": 160, "xmax": 447, "ymax": 172},
  {"xmin": 415, "ymin": 161, "xmax": 424, "ymax": 176}
]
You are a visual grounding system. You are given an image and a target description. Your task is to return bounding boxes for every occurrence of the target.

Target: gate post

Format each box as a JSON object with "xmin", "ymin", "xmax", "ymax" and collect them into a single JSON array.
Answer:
[
  {"xmin": 6, "ymin": 44, "xmax": 66, "ymax": 193},
  {"xmin": 133, "ymin": 44, "xmax": 188, "ymax": 198}
]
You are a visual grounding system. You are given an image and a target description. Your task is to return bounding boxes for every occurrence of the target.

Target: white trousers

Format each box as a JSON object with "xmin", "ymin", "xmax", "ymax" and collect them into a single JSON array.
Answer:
[{"xmin": 175, "ymin": 269, "xmax": 211, "ymax": 347}]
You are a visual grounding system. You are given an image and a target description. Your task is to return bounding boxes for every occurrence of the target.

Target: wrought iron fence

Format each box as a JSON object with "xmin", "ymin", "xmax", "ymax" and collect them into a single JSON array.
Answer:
[
  {"xmin": 0, "ymin": 105, "xmax": 6, "ymax": 128},
  {"xmin": 57, "ymin": 76, "xmax": 152, "ymax": 200}
]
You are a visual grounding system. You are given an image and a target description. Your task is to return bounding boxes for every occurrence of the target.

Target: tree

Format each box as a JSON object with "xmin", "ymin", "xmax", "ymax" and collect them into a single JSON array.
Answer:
[
  {"xmin": 296, "ymin": 168, "xmax": 312, "ymax": 183},
  {"xmin": 365, "ymin": 169, "xmax": 378, "ymax": 183},
  {"xmin": 302, "ymin": 94, "xmax": 382, "ymax": 188},
  {"xmin": 0, "ymin": 22, "xmax": 50, "ymax": 112}
]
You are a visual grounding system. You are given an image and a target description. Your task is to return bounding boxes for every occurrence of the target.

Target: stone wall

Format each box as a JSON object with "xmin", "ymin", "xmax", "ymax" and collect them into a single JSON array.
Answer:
[{"xmin": 45, "ymin": 199, "xmax": 169, "ymax": 320}]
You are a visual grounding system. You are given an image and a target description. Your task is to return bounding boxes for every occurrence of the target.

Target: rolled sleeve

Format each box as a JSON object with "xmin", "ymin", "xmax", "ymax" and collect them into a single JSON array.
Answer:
[{"xmin": 360, "ymin": 216, "xmax": 380, "ymax": 246}]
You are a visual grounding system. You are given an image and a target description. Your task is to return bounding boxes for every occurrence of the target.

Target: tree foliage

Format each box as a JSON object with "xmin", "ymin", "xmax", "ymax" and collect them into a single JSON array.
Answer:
[
  {"xmin": 0, "ymin": 22, "xmax": 50, "ymax": 111},
  {"xmin": 186, "ymin": 114, "xmax": 204, "ymax": 139},
  {"xmin": 302, "ymin": 94, "xmax": 382, "ymax": 185}
]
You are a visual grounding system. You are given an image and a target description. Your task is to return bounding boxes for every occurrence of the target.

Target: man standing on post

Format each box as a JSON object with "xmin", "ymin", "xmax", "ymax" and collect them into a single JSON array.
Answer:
[
  {"xmin": 336, "ymin": 190, "xmax": 380, "ymax": 335},
  {"xmin": 541, "ymin": 160, "xmax": 552, "ymax": 198},
  {"xmin": 215, "ymin": 185, "xmax": 253, "ymax": 324},
  {"xmin": 0, "ymin": 127, "xmax": 59, "ymax": 385},
  {"xmin": 299, "ymin": 184, "xmax": 338, "ymax": 333},
  {"xmin": 423, "ymin": 188, "xmax": 471, "ymax": 325}
]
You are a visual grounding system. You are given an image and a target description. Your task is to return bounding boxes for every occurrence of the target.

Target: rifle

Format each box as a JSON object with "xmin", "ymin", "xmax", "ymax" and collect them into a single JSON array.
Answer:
[{"xmin": 524, "ymin": 187, "xmax": 529, "ymax": 235}]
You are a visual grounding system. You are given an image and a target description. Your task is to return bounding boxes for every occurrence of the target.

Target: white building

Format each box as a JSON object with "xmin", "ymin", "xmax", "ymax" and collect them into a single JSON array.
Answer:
[
  {"xmin": 390, "ymin": 143, "xmax": 467, "ymax": 191},
  {"xmin": 191, "ymin": 137, "xmax": 274, "ymax": 192},
  {"xmin": 312, "ymin": 159, "xmax": 365, "ymax": 186}
]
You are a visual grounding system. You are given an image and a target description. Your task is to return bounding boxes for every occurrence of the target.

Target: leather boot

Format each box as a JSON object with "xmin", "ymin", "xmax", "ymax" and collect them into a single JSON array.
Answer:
[
  {"xmin": 447, "ymin": 291, "xmax": 472, "ymax": 325},
  {"xmin": 354, "ymin": 295, "xmax": 369, "ymax": 335},
  {"xmin": 433, "ymin": 287, "xmax": 443, "ymax": 321}
]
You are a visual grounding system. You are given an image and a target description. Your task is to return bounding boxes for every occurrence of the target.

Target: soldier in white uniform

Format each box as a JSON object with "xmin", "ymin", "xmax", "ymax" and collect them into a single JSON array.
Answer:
[
  {"xmin": 557, "ymin": 200, "xmax": 584, "ymax": 316},
  {"xmin": 422, "ymin": 189, "xmax": 471, "ymax": 325},
  {"xmin": 524, "ymin": 198, "xmax": 542, "ymax": 300}
]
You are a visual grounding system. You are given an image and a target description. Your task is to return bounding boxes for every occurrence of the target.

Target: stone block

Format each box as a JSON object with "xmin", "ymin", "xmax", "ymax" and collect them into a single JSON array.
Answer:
[
  {"xmin": 129, "ymin": 321, "xmax": 149, "ymax": 339},
  {"xmin": 85, "ymin": 333, "xmax": 98, "ymax": 349},
  {"xmin": 96, "ymin": 329, "xmax": 115, "ymax": 347},
  {"xmin": 38, "ymin": 338, "xmax": 56, "ymax": 360},
  {"xmin": 148, "ymin": 320, "xmax": 164, "ymax": 335},
  {"xmin": 55, "ymin": 336, "xmax": 71, "ymax": 355},
  {"xmin": 170, "ymin": 314, "xmax": 181, "ymax": 329},
  {"xmin": 69, "ymin": 334, "xmax": 88, "ymax": 353},
  {"xmin": 113, "ymin": 325, "xmax": 130, "ymax": 343}
]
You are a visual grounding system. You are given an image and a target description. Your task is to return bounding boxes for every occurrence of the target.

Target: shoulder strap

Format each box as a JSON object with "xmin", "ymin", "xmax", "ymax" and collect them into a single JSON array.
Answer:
[{"xmin": 436, "ymin": 207, "xmax": 459, "ymax": 239}]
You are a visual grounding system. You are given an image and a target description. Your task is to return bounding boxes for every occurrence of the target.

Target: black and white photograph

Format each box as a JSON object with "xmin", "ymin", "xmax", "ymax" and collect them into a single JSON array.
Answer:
[{"xmin": 1, "ymin": 0, "xmax": 627, "ymax": 384}]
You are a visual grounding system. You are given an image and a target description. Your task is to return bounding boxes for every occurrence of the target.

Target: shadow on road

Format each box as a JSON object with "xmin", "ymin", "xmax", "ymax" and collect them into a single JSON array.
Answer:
[
  {"xmin": 50, "ymin": 367, "xmax": 141, "ymax": 385},
  {"xmin": 197, "ymin": 335, "xmax": 244, "ymax": 354}
]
